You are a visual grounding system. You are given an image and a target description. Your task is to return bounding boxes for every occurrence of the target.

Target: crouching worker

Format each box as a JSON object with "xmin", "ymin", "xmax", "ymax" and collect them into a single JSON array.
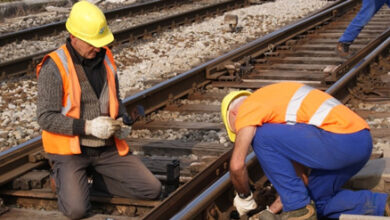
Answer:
[
  {"xmin": 36, "ymin": 1, "xmax": 161, "ymax": 219},
  {"xmin": 221, "ymin": 82, "xmax": 389, "ymax": 219}
]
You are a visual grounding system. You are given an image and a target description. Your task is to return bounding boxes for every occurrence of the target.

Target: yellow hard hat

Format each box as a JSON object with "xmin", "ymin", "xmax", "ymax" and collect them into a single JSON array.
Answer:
[
  {"xmin": 221, "ymin": 90, "xmax": 251, "ymax": 142},
  {"xmin": 66, "ymin": 1, "xmax": 114, "ymax": 48}
]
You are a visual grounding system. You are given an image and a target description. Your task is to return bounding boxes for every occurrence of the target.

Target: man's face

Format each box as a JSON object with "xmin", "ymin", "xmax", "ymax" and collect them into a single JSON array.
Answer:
[
  {"xmin": 70, "ymin": 35, "xmax": 101, "ymax": 59},
  {"xmin": 228, "ymin": 108, "xmax": 237, "ymax": 133},
  {"xmin": 227, "ymin": 97, "xmax": 247, "ymax": 133}
]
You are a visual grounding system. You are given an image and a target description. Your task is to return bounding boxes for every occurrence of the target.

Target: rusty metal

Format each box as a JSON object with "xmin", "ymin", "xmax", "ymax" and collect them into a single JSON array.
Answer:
[
  {"xmin": 170, "ymin": 152, "xmax": 258, "ymax": 220},
  {"xmin": 2, "ymin": 0, "xmax": 390, "ymax": 218},
  {"xmin": 143, "ymin": 1, "xmax": 390, "ymax": 218},
  {"xmin": 0, "ymin": 0, "xmax": 248, "ymax": 80},
  {"xmin": 205, "ymin": 0, "xmax": 358, "ymax": 80},
  {"xmin": 164, "ymin": 27, "xmax": 390, "ymax": 220},
  {"xmin": 143, "ymin": 149, "xmax": 232, "ymax": 219},
  {"xmin": 0, "ymin": 0, "xmax": 190, "ymax": 46},
  {"xmin": 0, "ymin": 137, "xmax": 45, "ymax": 187},
  {"xmin": 327, "ymin": 35, "xmax": 390, "ymax": 98},
  {"xmin": 329, "ymin": 27, "xmax": 390, "ymax": 82}
]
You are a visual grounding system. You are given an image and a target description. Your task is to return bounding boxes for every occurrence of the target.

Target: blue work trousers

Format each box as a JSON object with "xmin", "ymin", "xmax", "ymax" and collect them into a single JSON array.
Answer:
[
  {"xmin": 252, "ymin": 123, "xmax": 387, "ymax": 218},
  {"xmin": 339, "ymin": 0, "xmax": 390, "ymax": 43}
]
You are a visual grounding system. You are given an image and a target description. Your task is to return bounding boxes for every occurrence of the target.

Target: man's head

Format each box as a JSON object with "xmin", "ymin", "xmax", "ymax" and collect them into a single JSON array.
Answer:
[
  {"xmin": 221, "ymin": 91, "xmax": 251, "ymax": 142},
  {"xmin": 66, "ymin": 1, "xmax": 113, "ymax": 58}
]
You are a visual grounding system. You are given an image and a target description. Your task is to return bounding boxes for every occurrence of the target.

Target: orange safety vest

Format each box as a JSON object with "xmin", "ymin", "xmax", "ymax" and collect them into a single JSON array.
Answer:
[
  {"xmin": 36, "ymin": 45, "xmax": 129, "ymax": 156},
  {"xmin": 235, "ymin": 82, "xmax": 369, "ymax": 134}
]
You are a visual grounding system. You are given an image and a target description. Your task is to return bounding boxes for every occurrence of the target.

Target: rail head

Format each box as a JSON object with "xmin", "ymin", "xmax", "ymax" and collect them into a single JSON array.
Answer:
[
  {"xmin": 204, "ymin": 0, "xmax": 357, "ymax": 80},
  {"xmin": 327, "ymin": 34, "xmax": 390, "ymax": 99},
  {"xmin": 159, "ymin": 25, "xmax": 390, "ymax": 220}
]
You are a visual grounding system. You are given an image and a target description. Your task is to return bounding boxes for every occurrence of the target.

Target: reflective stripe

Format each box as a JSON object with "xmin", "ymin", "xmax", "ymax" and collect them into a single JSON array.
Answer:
[
  {"xmin": 56, "ymin": 48, "xmax": 69, "ymax": 76},
  {"xmin": 61, "ymin": 96, "xmax": 71, "ymax": 115},
  {"xmin": 285, "ymin": 85, "xmax": 313, "ymax": 124},
  {"xmin": 309, "ymin": 97, "xmax": 341, "ymax": 126},
  {"xmin": 104, "ymin": 56, "xmax": 115, "ymax": 75},
  {"xmin": 55, "ymin": 48, "xmax": 71, "ymax": 115}
]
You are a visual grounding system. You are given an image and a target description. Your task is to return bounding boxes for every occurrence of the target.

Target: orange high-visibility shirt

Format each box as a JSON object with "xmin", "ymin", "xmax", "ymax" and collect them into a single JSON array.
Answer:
[{"xmin": 235, "ymin": 82, "xmax": 369, "ymax": 134}]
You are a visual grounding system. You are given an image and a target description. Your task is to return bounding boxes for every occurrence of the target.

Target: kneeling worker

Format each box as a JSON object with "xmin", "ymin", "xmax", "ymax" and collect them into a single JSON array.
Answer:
[
  {"xmin": 36, "ymin": 1, "xmax": 161, "ymax": 219},
  {"xmin": 221, "ymin": 81, "xmax": 389, "ymax": 219}
]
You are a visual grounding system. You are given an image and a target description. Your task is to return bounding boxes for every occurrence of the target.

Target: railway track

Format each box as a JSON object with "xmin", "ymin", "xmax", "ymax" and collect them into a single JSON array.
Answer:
[
  {"xmin": 164, "ymin": 33, "xmax": 390, "ymax": 220},
  {"xmin": 1, "ymin": 0, "xmax": 390, "ymax": 219},
  {"xmin": 0, "ymin": 0, "xmax": 248, "ymax": 79},
  {"xmin": 0, "ymin": 0, "xmax": 201, "ymax": 44},
  {"xmin": 0, "ymin": 0, "xmax": 329, "ymax": 151}
]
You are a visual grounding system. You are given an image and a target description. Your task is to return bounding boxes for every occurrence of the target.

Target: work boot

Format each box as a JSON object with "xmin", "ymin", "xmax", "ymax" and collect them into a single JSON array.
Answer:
[
  {"xmin": 250, "ymin": 209, "xmax": 280, "ymax": 220},
  {"xmin": 385, "ymin": 195, "xmax": 390, "ymax": 216},
  {"xmin": 280, "ymin": 201, "xmax": 317, "ymax": 220},
  {"xmin": 336, "ymin": 42, "xmax": 350, "ymax": 57}
]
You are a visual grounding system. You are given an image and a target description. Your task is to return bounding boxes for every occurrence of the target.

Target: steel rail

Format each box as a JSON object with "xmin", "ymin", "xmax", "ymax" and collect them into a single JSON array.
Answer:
[
  {"xmin": 0, "ymin": 0, "xmax": 372, "ymax": 217},
  {"xmin": 204, "ymin": 0, "xmax": 358, "ymax": 79},
  {"xmin": 327, "ymin": 35, "xmax": 390, "ymax": 98},
  {"xmin": 0, "ymin": 136, "xmax": 45, "ymax": 186},
  {"xmin": 328, "ymin": 27, "xmax": 390, "ymax": 82},
  {"xmin": 113, "ymin": 0, "xmax": 247, "ymax": 44},
  {"xmin": 163, "ymin": 37, "xmax": 390, "ymax": 218},
  {"xmin": 120, "ymin": 0, "xmax": 350, "ymax": 118},
  {"xmin": 0, "ymin": 0, "xmax": 247, "ymax": 192},
  {"xmin": 165, "ymin": 34, "xmax": 390, "ymax": 218},
  {"xmin": 0, "ymin": 0, "xmax": 187, "ymax": 46},
  {"xmin": 0, "ymin": 50, "xmax": 213, "ymax": 187},
  {"xmin": 142, "ymin": 1, "xmax": 390, "ymax": 218},
  {"xmin": 0, "ymin": 0, "xmax": 247, "ymax": 80},
  {"xmin": 170, "ymin": 152, "xmax": 258, "ymax": 220},
  {"xmin": 140, "ymin": 0, "xmax": 368, "ymax": 218}
]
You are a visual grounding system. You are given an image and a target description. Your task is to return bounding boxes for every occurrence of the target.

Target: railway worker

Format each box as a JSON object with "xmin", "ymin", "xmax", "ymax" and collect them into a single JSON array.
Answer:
[
  {"xmin": 221, "ymin": 81, "xmax": 389, "ymax": 219},
  {"xmin": 36, "ymin": 1, "xmax": 161, "ymax": 219},
  {"xmin": 337, "ymin": 0, "xmax": 390, "ymax": 57}
]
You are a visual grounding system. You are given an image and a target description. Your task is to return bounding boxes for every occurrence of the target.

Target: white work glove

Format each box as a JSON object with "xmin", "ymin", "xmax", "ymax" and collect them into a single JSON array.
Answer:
[
  {"xmin": 114, "ymin": 117, "xmax": 132, "ymax": 140},
  {"xmin": 85, "ymin": 116, "xmax": 121, "ymax": 139},
  {"xmin": 233, "ymin": 192, "xmax": 258, "ymax": 217}
]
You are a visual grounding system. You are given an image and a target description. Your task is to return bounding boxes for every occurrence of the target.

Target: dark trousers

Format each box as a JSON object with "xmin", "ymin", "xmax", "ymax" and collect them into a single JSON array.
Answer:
[{"xmin": 48, "ymin": 146, "xmax": 161, "ymax": 220}]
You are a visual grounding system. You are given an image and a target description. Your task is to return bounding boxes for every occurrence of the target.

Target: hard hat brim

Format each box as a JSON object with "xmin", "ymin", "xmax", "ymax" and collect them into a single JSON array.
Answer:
[
  {"xmin": 86, "ymin": 31, "xmax": 114, "ymax": 48},
  {"xmin": 221, "ymin": 91, "xmax": 251, "ymax": 142}
]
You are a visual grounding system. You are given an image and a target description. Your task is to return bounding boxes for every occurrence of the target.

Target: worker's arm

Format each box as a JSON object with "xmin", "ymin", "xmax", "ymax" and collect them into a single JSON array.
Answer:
[
  {"xmin": 230, "ymin": 125, "xmax": 256, "ymax": 195},
  {"xmin": 230, "ymin": 125, "xmax": 257, "ymax": 216},
  {"xmin": 37, "ymin": 58, "xmax": 85, "ymax": 135}
]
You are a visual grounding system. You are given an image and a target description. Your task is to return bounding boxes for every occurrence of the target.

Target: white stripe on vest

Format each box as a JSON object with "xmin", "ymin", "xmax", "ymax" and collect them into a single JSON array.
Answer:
[
  {"xmin": 285, "ymin": 85, "xmax": 313, "ymax": 125},
  {"xmin": 309, "ymin": 97, "xmax": 341, "ymax": 126},
  {"xmin": 55, "ymin": 48, "xmax": 72, "ymax": 116},
  {"xmin": 285, "ymin": 85, "xmax": 341, "ymax": 126},
  {"xmin": 104, "ymin": 56, "xmax": 115, "ymax": 74}
]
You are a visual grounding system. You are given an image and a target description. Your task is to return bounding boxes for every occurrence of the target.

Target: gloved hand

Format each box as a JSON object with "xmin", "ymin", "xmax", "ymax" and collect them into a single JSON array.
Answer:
[
  {"xmin": 114, "ymin": 117, "xmax": 132, "ymax": 140},
  {"xmin": 85, "ymin": 116, "xmax": 121, "ymax": 139},
  {"xmin": 233, "ymin": 192, "xmax": 258, "ymax": 217}
]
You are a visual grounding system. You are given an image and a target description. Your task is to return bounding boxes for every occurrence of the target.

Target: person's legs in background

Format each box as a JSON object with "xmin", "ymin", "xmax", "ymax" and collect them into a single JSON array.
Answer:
[{"xmin": 337, "ymin": 0, "xmax": 378, "ymax": 56}]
